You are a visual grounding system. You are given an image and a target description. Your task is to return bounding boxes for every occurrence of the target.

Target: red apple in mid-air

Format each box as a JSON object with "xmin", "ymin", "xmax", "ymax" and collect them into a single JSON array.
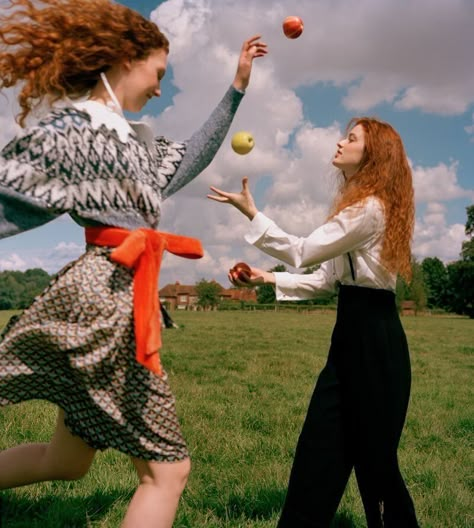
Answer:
[
  {"xmin": 282, "ymin": 16, "xmax": 304, "ymax": 39},
  {"xmin": 231, "ymin": 262, "xmax": 251, "ymax": 282}
]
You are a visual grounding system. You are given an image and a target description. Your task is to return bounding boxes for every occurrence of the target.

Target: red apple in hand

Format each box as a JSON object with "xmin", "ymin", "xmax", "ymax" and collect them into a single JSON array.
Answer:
[
  {"xmin": 230, "ymin": 262, "xmax": 251, "ymax": 283},
  {"xmin": 282, "ymin": 16, "xmax": 304, "ymax": 39}
]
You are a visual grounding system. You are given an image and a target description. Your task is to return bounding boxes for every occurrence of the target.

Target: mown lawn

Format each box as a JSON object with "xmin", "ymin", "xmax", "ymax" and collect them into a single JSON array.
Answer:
[{"xmin": 0, "ymin": 310, "xmax": 473, "ymax": 527}]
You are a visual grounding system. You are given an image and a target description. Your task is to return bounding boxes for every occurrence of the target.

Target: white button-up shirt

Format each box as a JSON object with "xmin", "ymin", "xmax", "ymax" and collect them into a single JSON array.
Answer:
[{"xmin": 245, "ymin": 197, "xmax": 397, "ymax": 301}]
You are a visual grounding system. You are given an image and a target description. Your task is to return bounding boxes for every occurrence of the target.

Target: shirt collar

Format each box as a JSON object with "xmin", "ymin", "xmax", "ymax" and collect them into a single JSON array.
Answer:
[{"xmin": 71, "ymin": 99, "xmax": 155, "ymax": 149}]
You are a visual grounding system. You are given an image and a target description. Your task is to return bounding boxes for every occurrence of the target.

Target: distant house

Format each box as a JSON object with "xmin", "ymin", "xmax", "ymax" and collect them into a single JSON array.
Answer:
[
  {"xmin": 159, "ymin": 281, "xmax": 257, "ymax": 310},
  {"xmin": 220, "ymin": 288, "xmax": 258, "ymax": 303},
  {"xmin": 401, "ymin": 300, "xmax": 417, "ymax": 316},
  {"xmin": 159, "ymin": 282, "xmax": 199, "ymax": 310}
]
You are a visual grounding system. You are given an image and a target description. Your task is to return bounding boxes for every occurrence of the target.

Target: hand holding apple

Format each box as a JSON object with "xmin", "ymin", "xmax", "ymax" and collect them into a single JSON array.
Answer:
[
  {"xmin": 231, "ymin": 131, "xmax": 255, "ymax": 155},
  {"xmin": 282, "ymin": 16, "xmax": 304, "ymax": 39},
  {"xmin": 228, "ymin": 264, "xmax": 276, "ymax": 287},
  {"xmin": 230, "ymin": 262, "xmax": 251, "ymax": 282}
]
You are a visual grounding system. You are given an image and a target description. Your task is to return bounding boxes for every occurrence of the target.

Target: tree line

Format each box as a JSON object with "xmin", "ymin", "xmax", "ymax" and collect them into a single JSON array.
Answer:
[
  {"xmin": 1, "ymin": 206, "xmax": 472, "ymax": 317},
  {"xmin": 0, "ymin": 268, "xmax": 51, "ymax": 310}
]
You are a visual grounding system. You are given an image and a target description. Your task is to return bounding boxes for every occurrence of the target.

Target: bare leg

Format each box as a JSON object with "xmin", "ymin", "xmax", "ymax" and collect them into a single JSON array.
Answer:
[
  {"xmin": 121, "ymin": 457, "xmax": 191, "ymax": 528},
  {"xmin": 0, "ymin": 407, "xmax": 96, "ymax": 489}
]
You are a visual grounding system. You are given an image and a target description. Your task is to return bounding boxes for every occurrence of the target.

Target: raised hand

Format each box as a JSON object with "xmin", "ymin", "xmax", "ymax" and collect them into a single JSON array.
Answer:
[
  {"xmin": 233, "ymin": 35, "xmax": 268, "ymax": 92},
  {"xmin": 208, "ymin": 177, "xmax": 258, "ymax": 220}
]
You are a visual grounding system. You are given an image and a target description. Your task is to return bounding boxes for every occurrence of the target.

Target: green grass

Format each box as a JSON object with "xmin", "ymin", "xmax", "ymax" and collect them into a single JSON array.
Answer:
[{"xmin": 0, "ymin": 310, "xmax": 473, "ymax": 527}]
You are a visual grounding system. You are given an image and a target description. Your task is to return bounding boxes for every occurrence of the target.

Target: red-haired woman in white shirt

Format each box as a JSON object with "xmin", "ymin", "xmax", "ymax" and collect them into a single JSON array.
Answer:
[{"xmin": 209, "ymin": 117, "xmax": 420, "ymax": 528}]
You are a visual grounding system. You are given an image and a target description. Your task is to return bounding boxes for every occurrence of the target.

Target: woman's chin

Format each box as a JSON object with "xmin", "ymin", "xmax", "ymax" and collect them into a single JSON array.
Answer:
[{"xmin": 124, "ymin": 102, "xmax": 145, "ymax": 113}]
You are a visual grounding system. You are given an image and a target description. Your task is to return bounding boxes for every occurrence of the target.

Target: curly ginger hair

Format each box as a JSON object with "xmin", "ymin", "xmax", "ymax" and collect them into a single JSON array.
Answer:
[
  {"xmin": 330, "ymin": 117, "xmax": 415, "ymax": 282},
  {"xmin": 0, "ymin": 0, "xmax": 169, "ymax": 126}
]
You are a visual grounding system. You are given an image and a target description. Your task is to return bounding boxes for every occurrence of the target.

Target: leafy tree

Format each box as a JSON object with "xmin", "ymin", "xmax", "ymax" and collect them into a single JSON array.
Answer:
[
  {"xmin": 396, "ymin": 259, "xmax": 427, "ymax": 313},
  {"xmin": 445, "ymin": 205, "xmax": 474, "ymax": 318},
  {"xmin": 0, "ymin": 274, "xmax": 17, "ymax": 309},
  {"xmin": 395, "ymin": 275, "xmax": 408, "ymax": 312},
  {"xmin": 461, "ymin": 204, "xmax": 474, "ymax": 261},
  {"xmin": 446, "ymin": 261, "xmax": 474, "ymax": 318},
  {"xmin": 0, "ymin": 268, "xmax": 51, "ymax": 309},
  {"xmin": 195, "ymin": 279, "xmax": 222, "ymax": 310},
  {"xmin": 256, "ymin": 264, "xmax": 286, "ymax": 304},
  {"xmin": 421, "ymin": 257, "xmax": 447, "ymax": 309}
]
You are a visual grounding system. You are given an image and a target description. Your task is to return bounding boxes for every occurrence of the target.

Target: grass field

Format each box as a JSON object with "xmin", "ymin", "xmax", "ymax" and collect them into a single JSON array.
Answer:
[{"xmin": 0, "ymin": 309, "xmax": 473, "ymax": 527}]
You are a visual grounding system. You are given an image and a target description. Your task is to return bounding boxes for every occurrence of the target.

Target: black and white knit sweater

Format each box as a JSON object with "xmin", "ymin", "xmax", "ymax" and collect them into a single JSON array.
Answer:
[{"xmin": 0, "ymin": 85, "xmax": 244, "ymax": 238}]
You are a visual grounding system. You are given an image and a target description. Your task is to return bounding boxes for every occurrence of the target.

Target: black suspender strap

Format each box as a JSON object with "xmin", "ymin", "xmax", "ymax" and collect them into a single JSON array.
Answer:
[{"xmin": 347, "ymin": 253, "xmax": 356, "ymax": 281}]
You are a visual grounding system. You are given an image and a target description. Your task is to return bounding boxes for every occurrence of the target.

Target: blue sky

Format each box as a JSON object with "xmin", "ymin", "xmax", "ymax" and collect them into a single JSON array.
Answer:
[{"xmin": 0, "ymin": 0, "xmax": 473, "ymax": 287}]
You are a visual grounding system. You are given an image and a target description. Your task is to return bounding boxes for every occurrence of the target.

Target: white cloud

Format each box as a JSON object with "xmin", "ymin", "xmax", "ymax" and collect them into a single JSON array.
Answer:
[
  {"xmin": 0, "ymin": 253, "xmax": 27, "ymax": 271},
  {"xmin": 413, "ymin": 202, "xmax": 467, "ymax": 263},
  {"xmin": 0, "ymin": 242, "xmax": 83, "ymax": 275},
  {"xmin": 51, "ymin": 241, "xmax": 83, "ymax": 257},
  {"xmin": 412, "ymin": 161, "xmax": 474, "ymax": 203},
  {"xmin": 38, "ymin": 242, "xmax": 83, "ymax": 273},
  {"xmin": 152, "ymin": 0, "xmax": 473, "ymax": 115}
]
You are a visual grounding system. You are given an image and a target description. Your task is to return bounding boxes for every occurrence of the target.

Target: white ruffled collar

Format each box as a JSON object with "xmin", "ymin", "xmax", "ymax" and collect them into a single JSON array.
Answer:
[
  {"xmin": 72, "ymin": 99, "xmax": 155, "ymax": 148},
  {"xmin": 51, "ymin": 73, "xmax": 156, "ymax": 148}
]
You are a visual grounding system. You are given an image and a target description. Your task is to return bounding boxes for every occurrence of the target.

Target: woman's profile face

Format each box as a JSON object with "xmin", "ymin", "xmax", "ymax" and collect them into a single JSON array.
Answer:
[
  {"xmin": 332, "ymin": 124, "xmax": 366, "ymax": 178},
  {"xmin": 121, "ymin": 48, "xmax": 168, "ymax": 112}
]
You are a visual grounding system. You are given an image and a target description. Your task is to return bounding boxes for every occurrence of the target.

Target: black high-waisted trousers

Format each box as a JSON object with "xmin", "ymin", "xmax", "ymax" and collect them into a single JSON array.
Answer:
[{"xmin": 277, "ymin": 285, "xmax": 419, "ymax": 527}]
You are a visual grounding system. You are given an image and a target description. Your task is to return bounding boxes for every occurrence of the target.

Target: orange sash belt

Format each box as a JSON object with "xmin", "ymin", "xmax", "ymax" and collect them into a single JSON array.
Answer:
[{"xmin": 85, "ymin": 227, "xmax": 204, "ymax": 375}]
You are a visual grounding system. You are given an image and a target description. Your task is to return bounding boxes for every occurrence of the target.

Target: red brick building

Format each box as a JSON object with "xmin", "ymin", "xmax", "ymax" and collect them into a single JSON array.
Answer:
[{"xmin": 159, "ymin": 281, "xmax": 256, "ymax": 310}]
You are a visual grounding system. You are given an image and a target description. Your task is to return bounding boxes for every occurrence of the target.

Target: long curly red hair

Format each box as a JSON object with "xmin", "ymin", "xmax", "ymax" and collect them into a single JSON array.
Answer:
[
  {"xmin": 330, "ymin": 117, "xmax": 414, "ymax": 282},
  {"xmin": 0, "ymin": 0, "xmax": 169, "ymax": 126}
]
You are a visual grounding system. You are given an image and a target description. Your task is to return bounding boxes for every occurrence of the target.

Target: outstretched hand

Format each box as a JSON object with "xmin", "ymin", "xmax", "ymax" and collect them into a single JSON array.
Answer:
[
  {"xmin": 208, "ymin": 177, "xmax": 258, "ymax": 220},
  {"xmin": 228, "ymin": 265, "xmax": 275, "ymax": 288},
  {"xmin": 233, "ymin": 35, "xmax": 268, "ymax": 92}
]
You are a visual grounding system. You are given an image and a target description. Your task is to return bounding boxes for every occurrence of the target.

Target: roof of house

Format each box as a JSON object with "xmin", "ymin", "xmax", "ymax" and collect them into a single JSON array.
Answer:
[
  {"xmin": 159, "ymin": 281, "xmax": 256, "ymax": 301},
  {"xmin": 223, "ymin": 288, "xmax": 257, "ymax": 301},
  {"xmin": 159, "ymin": 282, "xmax": 199, "ymax": 297}
]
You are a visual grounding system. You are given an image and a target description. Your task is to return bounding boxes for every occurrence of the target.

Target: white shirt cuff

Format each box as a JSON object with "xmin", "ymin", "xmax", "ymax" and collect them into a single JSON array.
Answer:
[
  {"xmin": 274, "ymin": 272, "xmax": 306, "ymax": 301},
  {"xmin": 244, "ymin": 212, "xmax": 274, "ymax": 245}
]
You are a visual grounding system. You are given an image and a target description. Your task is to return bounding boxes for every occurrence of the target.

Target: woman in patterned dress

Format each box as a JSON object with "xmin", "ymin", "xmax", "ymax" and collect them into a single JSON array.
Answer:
[
  {"xmin": 209, "ymin": 118, "xmax": 420, "ymax": 527},
  {"xmin": 0, "ymin": 0, "xmax": 266, "ymax": 526}
]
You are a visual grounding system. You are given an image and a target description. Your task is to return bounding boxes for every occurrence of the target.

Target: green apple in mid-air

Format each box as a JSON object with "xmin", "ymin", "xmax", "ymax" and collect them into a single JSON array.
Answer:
[{"xmin": 231, "ymin": 131, "xmax": 255, "ymax": 155}]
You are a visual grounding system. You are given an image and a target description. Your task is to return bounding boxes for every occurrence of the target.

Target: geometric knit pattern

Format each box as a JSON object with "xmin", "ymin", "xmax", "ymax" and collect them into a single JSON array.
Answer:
[
  {"xmin": 0, "ymin": 245, "xmax": 188, "ymax": 461},
  {"xmin": 0, "ymin": 86, "xmax": 244, "ymax": 459},
  {"xmin": 0, "ymin": 108, "xmax": 186, "ymax": 229}
]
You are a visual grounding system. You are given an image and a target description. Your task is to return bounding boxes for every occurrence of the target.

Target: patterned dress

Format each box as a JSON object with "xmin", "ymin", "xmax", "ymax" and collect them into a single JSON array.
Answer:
[{"xmin": 0, "ymin": 86, "xmax": 244, "ymax": 461}]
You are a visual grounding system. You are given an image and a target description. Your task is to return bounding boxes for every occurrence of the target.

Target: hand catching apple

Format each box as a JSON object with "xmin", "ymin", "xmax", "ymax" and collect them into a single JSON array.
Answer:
[
  {"xmin": 231, "ymin": 131, "xmax": 255, "ymax": 155},
  {"xmin": 233, "ymin": 35, "xmax": 268, "ymax": 92},
  {"xmin": 208, "ymin": 176, "xmax": 258, "ymax": 220},
  {"xmin": 228, "ymin": 263, "xmax": 275, "ymax": 287},
  {"xmin": 230, "ymin": 262, "xmax": 251, "ymax": 282}
]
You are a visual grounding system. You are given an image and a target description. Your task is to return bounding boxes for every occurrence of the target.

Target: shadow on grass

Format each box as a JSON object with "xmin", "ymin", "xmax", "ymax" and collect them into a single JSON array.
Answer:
[
  {"xmin": 0, "ymin": 488, "xmax": 132, "ymax": 527},
  {"xmin": 208, "ymin": 485, "xmax": 360, "ymax": 527},
  {"xmin": 330, "ymin": 511, "xmax": 361, "ymax": 527},
  {"xmin": 2, "ymin": 487, "xmax": 360, "ymax": 527}
]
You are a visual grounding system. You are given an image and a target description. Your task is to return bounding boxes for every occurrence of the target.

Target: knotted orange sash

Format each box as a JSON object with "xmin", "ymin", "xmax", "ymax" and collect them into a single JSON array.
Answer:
[{"xmin": 85, "ymin": 227, "xmax": 203, "ymax": 375}]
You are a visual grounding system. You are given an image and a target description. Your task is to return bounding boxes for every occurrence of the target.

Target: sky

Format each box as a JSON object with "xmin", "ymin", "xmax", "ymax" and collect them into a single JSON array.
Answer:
[{"xmin": 0, "ymin": 0, "xmax": 473, "ymax": 288}]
